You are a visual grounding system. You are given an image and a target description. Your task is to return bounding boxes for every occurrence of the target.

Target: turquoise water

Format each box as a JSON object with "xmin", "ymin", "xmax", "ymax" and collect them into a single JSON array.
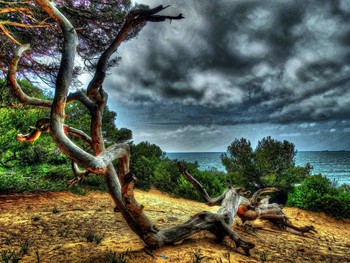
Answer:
[{"xmin": 166, "ymin": 151, "xmax": 350, "ymax": 185}]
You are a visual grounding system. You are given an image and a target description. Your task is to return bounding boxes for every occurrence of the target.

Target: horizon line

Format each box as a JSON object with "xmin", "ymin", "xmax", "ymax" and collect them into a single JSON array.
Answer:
[{"xmin": 165, "ymin": 150, "xmax": 350, "ymax": 153}]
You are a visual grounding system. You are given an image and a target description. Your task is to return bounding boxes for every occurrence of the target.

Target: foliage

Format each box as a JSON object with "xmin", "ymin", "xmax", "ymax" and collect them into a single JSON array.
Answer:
[
  {"xmin": 0, "ymin": 81, "xmax": 55, "ymax": 168},
  {"xmin": 287, "ymin": 174, "xmax": 350, "ymax": 218},
  {"xmin": 65, "ymin": 102, "xmax": 132, "ymax": 145},
  {"xmin": 129, "ymin": 141, "xmax": 226, "ymax": 201},
  {"xmin": 152, "ymin": 158, "xmax": 181, "ymax": 193},
  {"xmin": 221, "ymin": 136, "xmax": 311, "ymax": 203},
  {"xmin": 153, "ymin": 158, "xmax": 226, "ymax": 201},
  {"xmin": 0, "ymin": 164, "xmax": 67, "ymax": 194},
  {"xmin": 221, "ymin": 138, "xmax": 257, "ymax": 188},
  {"xmin": 0, "ymin": 0, "xmax": 133, "ymax": 84},
  {"xmin": 130, "ymin": 141, "xmax": 164, "ymax": 190},
  {"xmin": 1, "ymin": 239, "xmax": 31, "ymax": 263},
  {"xmin": 0, "ymin": 81, "xmax": 130, "ymax": 194}
]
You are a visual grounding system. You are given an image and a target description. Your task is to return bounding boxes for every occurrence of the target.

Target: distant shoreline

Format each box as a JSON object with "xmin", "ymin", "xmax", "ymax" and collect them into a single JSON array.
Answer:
[
  {"xmin": 166, "ymin": 150, "xmax": 350, "ymax": 154},
  {"xmin": 166, "ymin": 151, "xmax": 350, "ymax": 184}
]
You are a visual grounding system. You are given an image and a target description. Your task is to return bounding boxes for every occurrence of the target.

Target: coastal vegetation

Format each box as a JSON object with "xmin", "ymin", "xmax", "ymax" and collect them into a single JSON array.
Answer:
[{"xmin": 1, "ymin": 92, "xmax": 349, "ymax": 219}]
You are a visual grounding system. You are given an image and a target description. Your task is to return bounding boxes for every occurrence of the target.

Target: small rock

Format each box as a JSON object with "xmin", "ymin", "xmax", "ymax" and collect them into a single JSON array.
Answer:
[
  {"xmin": 158, "ymin": 218, "xmax": 165, "ymax": 223},
  {"xmin": 309, "ymin": 217, "xmax": 315, "ymax": 222}
]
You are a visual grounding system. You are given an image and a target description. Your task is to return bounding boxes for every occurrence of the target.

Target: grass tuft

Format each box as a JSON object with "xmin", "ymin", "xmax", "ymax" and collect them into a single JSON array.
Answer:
[
  {"xmin": 104, "ymin": 249, "xmax": 129, "ymax": 263},
  {"xmin": 84, "ymin": 231, "xmax": 104, "ymax": 244}
]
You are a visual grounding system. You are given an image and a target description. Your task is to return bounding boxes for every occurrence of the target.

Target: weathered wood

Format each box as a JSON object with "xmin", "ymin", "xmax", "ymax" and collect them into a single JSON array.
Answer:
[
  {"xmin": 179, "ymin": 164, "xmax": 316, "ymax": 239},
  {"xmin": 8, "ymin": 44, "xmax": 52, "ymax": 108},
  {"xmin": 154, "ymin": 211, "xmax": 255, "ymax": 255},
  {"xmin": 10, "ymin": 1, "xmax": 310, "ymax": 257}
]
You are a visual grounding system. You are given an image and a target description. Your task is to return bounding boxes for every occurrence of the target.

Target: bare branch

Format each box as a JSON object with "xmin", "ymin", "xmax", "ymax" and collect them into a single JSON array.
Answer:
[
  {"xmin": 68, "ymin": 161, "xmax": 90, "ymax": 187},
  {"xmin": 66, "ymin": 126, "xmax": 92, "ymax": 147},
  {"xmin": 0, "ymin": 103, "xmax": 24, "ymax": 108},
  {"xmin": 0, "ymin": 1, "xmax": 29, "ymax": 4},
  {"xmin": 0, "ymin": 21, "xmax": 50, "ymax": 28},
  {"xmin": 146, "ymin": 14, "xmax": 185, "ymax": 22},
  {"xmin": 126, "ymin": 5, "xmax": 171, "ymax": 20},
  {"xmin": 178, "ymin": 162, "xmax": 226, "ymax": 206},
  {"xmin": 0, "ymin": 24, "xmax": 21, "ymax": 44},
  {"xmin": 7, "ymin": 44, "xmax": 52, "ymax": 107},
  {"xmin": 33, "ymin": 0, "xmax": 106, "ymax": 173},
  {"xmin": 97, "ymin": 143, "xmax": 130, "ymax": 165},
  {"xmin": 154, "ymin": 193, "xmax": 254, "ymax": 255},
  {"xmin": 16, "ymin": 118, "xmax": 50, "ymax": 142},
  {"xmin": 250, "ymin": 187, "xmax": 278, "ymax": 205},
  {"xmin": 0, "ymin": 7, "xmax": 32, "ymax": 14},
  {"xmin": 86, "ymin": 5, "xmax": 184, "ymax": 103},
  {"xmin": 67, "ymin": 90, "xmax": 95, "ymax": 111}
]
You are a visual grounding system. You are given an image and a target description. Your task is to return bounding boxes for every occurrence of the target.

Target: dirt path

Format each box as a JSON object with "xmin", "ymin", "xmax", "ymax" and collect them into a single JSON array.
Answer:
[{"xmin": 1, "ymin": 189, "xmax": 349, "ymax": 262}]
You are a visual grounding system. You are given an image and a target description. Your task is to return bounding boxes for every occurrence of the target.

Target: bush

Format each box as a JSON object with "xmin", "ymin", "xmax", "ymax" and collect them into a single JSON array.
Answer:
[
  {"xmin": 287, "ymin": 174, "xmax": 350, "ymax": 218},
  {"xmin": 80, "ymin": 174, "xmax": 107, "ymax": 191},
  {"xmin": 153, "ymin": 158, "xmax": 226, "ymax": 201},
  {"xmin": 45, "ymin": 166, "xmax": 71, "ymax": 181},
  {"xmin": 221, "ymin": 137, "xmax": 311, "ymax": 204},
  {"xmin": 152, "ymin": 158, "xmax": 180, "ymax": 193},
  {"xmin": 130, "ymin": 142, "xmax": 164, "ymax": 191},
  {"xmin": 0, "ymin": 172, "xmax": 25, "ymax": 194}
]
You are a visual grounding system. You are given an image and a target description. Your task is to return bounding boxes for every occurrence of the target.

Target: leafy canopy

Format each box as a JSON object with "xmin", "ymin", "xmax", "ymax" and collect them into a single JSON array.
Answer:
[
  {"xmin": 0, "ymin": 0, "xmax": 133, "ymax": 84},
  {"xmin": 221, "ymin": 136, "xmax": 311, "ymax": 203}
]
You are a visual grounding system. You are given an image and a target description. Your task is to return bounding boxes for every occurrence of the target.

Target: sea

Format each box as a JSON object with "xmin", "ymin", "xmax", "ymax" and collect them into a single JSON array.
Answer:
[{"xmin": 166, "ymin": 151, "xmax": 350, "ymax": 185}]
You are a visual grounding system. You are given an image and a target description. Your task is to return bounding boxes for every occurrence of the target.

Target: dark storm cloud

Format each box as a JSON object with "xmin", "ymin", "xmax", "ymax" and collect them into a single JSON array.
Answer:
[{"xmin": 104, "ymin": 0, "xmax": 350, "ymax": 150}]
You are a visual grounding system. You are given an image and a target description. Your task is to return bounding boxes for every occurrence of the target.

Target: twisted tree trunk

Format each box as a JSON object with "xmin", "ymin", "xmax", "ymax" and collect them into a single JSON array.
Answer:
[{"xmin": 8, "ymin": 1, "xmax": 314, "ymax": 258}]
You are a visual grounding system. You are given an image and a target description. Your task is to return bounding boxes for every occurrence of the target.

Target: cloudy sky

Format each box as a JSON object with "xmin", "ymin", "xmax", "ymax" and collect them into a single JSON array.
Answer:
[{"xmin": 103, "ymin": 0, "xmax": 350, "ymax": 152}]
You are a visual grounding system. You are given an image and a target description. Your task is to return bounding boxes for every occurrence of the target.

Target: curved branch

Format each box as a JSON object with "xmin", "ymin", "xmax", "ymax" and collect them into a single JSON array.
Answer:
[
  {"xmin": 7, "ymin": 44, "xmax": 52, "ymax": 107},
  {"xmin": 0, "ymin": 24, "xmax": 21, "ymax": 45},
  {"xmin": 178, "ymin": 162, "xmax": 226, "ymax": 206},
  {"xmin": 68, "ymin": 161, "xmax": 90, "ymax": 187},
  {"xmin": 250, "ymin": 187, "xmax": 278, "ymax": 205},
  {"xmin": 16, "ymin": 118, "xmax": 50, "ymax": 142},
  {"xmin": 71, "ymin": 161, "xmax": 89, "ymax": 177},
  {"xmin": 97, "ymin": 143, "xmax": 130, "ymax": 165},
  {"xmin": 0, "ymin": 7, "xmax": 32, "ymax": 14},
  {"xmin": 34, "ymin": 0, "xmax": 106, "ymax": 173},
  {"xmin": 86, "ymin": 5, "xmax": 184, "ymax": 103},
  {"xmin": 105, "ymin": 157, "xmax": 255, "ymax": 255},
  {"xmin": 0, "ymin": 21, "xmax": 50, "ymax": 28},
  {"xmin": 16, "ymin": 118, "xmax": 92, "ymax": 148},
  {"xmin": 7, "ymin": 44, "xmax": 97, "ymax": 112},
  {"xmin": 66, "ymin": 126, "xmax": 92, "ymax": 147},
  {"xmin": 66, "ymin": 90, "xmax": 95, "ymax": 111},
  {"xmin": 146, "ymin": 14, "xmax": 184, "ymax": 22},
  {"xmin": 126, "ymin": 5, "xmax": 171, "ymax": 20}
]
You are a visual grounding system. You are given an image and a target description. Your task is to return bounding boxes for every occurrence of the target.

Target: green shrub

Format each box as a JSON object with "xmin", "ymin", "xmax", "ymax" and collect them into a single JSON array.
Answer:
[
  {"xmin": 152, "ymin": 158, "xmax": 226, "ymax": 201},
  {"xmin": 81, "ymin": 174, "xmax": 107, "ymax": 191},
  {"xmin": 152, "ymin": 158, "xmax": 180, "ymax": 193},
  {"xmin": 195, "ymin": 170, "xmax": 226, "ymax": 198},
  {"xmin": 0, "ymin": 172, "xmax": 25, "ymax": 194},
  {"xmin": 287, "ymin": 174, "xmax": 350, "ymax": 218},
  {"xmin": 221, "ymin": 137, "xmax": 312, "ymax": 204},
  {"xmin": 130, "ymin": 142, "xmax": 164, "ymax": 191}
]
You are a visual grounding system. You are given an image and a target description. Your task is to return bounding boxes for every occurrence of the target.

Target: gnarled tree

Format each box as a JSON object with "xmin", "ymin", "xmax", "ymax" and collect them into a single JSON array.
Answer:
[{"xmin": 6, "ymin": 0, "xmax": 314, "ymax": 257}]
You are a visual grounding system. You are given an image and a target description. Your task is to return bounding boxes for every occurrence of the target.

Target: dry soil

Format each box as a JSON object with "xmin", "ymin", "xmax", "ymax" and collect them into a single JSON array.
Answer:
[{"xmin": 0, "ymin": 189, "xmax": 349, "ymax": 262}]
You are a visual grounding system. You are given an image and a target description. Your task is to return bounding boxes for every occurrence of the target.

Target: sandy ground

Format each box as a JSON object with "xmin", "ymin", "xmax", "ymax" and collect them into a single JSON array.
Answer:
[{"xmin": 0, "ymin": 189, "xmax": 349, "ymax": 263}]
